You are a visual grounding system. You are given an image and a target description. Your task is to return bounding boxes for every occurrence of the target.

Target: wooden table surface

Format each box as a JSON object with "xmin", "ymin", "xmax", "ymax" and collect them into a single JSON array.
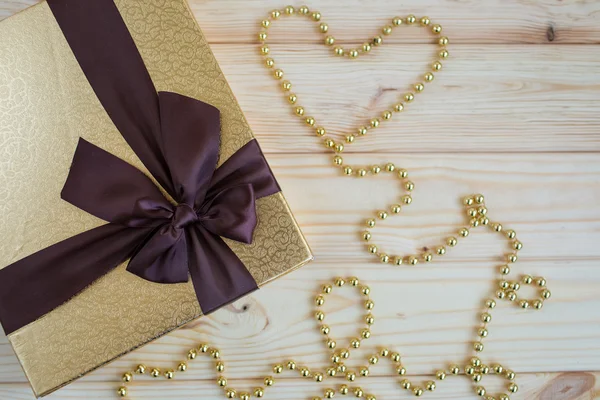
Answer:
[{"xmin": 1, "ymin": 0, "xmax": 599, "ymax": 399}]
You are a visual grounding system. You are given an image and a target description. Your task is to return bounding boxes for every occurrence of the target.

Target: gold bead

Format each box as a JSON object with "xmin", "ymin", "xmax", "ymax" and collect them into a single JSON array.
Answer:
[
  {"xmin": 361, "ymin": 286, "xmax": 371, "ymax": 296},
  {"xmin": 312, "ymin": 12, "xmax": 321, "ymax": 21},
  {"xmin": 492, "ymin": 223, "xmax": 503, "ymax": 232},
  {"xmin": 465, "ymin": 366, "xmax": 475, "ymax": 375},
  {"xmin": 350, "ymin": 277, "xmax": 360, "ymax": 286},
  {"xmin": 337, "ymin": 363, "xmax": 347, "ymax": 373},
  {"xmin": 394, "ymin": 103, "xmax": 405, "ymax": 112},
  {"xmin": 507, "ymin": 291, "xmax": 517, "ymax": 302},
  {"xmin": 406, "ymin": 14, "xmax": 417, "ymax": 24},
  {"xmin": 446, "ymin": 237, "xmax": 457, "ymax": 247},
  {"xmin": 215, "ymin": 362, "xmax": 224, "ymax": 372},
  {"xmin": 478, "ymin": 328, "xmax": 488, "ymax": 338},
  {"xmin": 334, "ymin": 46, "xmax": 344, "ymax": 56},
  {"xmin": 433, "ymin": 61, "xmax": 443, "ymax": 71},
  {"xmin": 405, "ymin": 181, "xmax": 415, "ymax": 191},
  {"xmin": 459, "ymin": 227, "xmax": 470, "ymax": 237},
  {"xmin": 346, "ymin": 135, "xmax": 355, "ymax": 143},
  {"xmin": 340, "ymin": 385, "xmax": 349, "ymax": 395},
  {"xmin": 287, "ymin": 360, "xmax": 297, "ymax": 370},
  {"xmin": 486, "ymin": 298, "xmax": 496, "ymax": 309},
  {"xmin": 239, "ymin": 393, "xmax": 250, "ymax": 400},
  {"xmin": 363, "ymin": 42, "xmax": 372, "ymax": 52},
  {"xmin": 314, "ymin": 127, "xmax": 326, "ymax": 137},
  {"xmin": 378, "ymin": 211, "xmax": 388, "ymax": 219},
  {"xmin": 404, "ymin": 93, "xmax": 415, "ymax": 102},
  {"xmin": 478, "ymin": 206, "xmax": 487, "ymax": 215},
  {"xmin": 273, "ymin": 364, "xmax": 283, "ymax": 374},
  {"xmin": 436, "ymin": 246, "xmax": 446, "ymax": 255},
  {"xmin": 474, "ymin": 342, "xmax": 484, "ymax": 352},
  {"xmin": 351, "ymin": 338, "xmax": 361, "ymax": 348},
  {"xmin": 274, "ymin": 69, "xmax": 284, "ymax": 79},
  {"xmin": 325, "ymin": 139, "xmax": 335, "ymax": 148},
  {"xmin": 363, "ymin": 231, "xmax": 372, "ymax": 241},
  {"xmin": 284, "ymin": 5, "xmax": 295, "ymax": 14},
  {"xmin": 331, "ymin": 354, "xmax": 341, "ymax": 364},
  {"xmin": 493, "ymin": 364, "xmax": 504, "ymax": 374},
  {"xmin": 135, "ymin": 364, "xmax": 146, "ymax": 374},
  {"xmin": 496, "ymin": 290, "xmax": 506, "ymax": 299},
  {"xmin": 358, "ymin": 126, "xmax": 369, "ymax": 136},
  {"xmin": 333, "ymin": 155, "xmax": 343, "ymax": 166},
  {"xmin": 424, "ymin": 72, "xmax": 434, "ymax": 82},
  {"xmin": 122, "ymin": 372, "xmax": 132, "ymax": 383},
  {"xmin": 414, "ymin": 387, "xmax": 424, "ymax": 397},
  {"xmin": 420, "ymin": 16, "xmax": 431, "ymax": 26},
  {"xmin": 393, "ymin": 256, "xmax": 403, "ymax": 265},
  {"xmin": 361, "ymin": 328, "xmax": 372, "ymax": 339},
  {"xmin": 299, "ymin": 5, "xmax": 310, "ymax": 15},
  {"xmin": 335, "ymin": 277, "xmax": 346, "ymax": 287},
  {"xmin": 450, "ymin": 365, "xmax": 460, "ymax": 374},
  {"xmin": 380, "ymin": 348, "xmax": 390, "ymax": 357},
  {"xmin": 505, "ymin": 229, "xmax": 516, "ymax": 239},
  {"xmin": 327, "ymin": 367, "xmax": 337, "ymax": 376},
  {"xmin": 520, "ymin": 300, "xmax": 530, "ymax": 309},
  {"xmin": 210, "ymin": 349, "xmax": 220, "ymax": 359},
  {"xmin": 426, "ymin": 381, "xmax": 436, "ymax": 391},
  {"xmin": 226, "ymin": 389, "xmax": 237, "ymax": 399},
  {"xmin": 261, "ymin": 20, "xmax": 271, "ymax": 29},
  {"xmin": 360, "ymin": 367, "xmax": 370, "ymax": 376},
  {"xmin": 282, "ymin": 80, "xmax": 292, "ymax": 91},
  {"xmin": 288, "ymin": 94, "xmax": 297, "ymax": 104},
  {"xmin": 499, "ymin": 280, "xmax": 510, "ymax": 289},
  {"xmin": 316, "ymin": 310, "xmax": 325, "ymax": 321},
  {"xmin": 506, "ymin": 370, "xmax": 516, "ymax": 380},
  {"xmin": 402, "ymin": 195, "xmax": 412, "ymax": 204},
  {"xmin": 373, "ymin": 36, "xmax": 383, "ymax": 46},
  {"xmin": 260, "ymin": 45, "xmax": 270, "ymax": 55},
  {"xmin": 480, "ymin": 365, "xmax": 490, "ymax": 374},
  {"xmin": 366, "ymin": 218, "xmax": 376, "ymax": 228},
  {"xmin": 475, "ymin": 386, "xmax": 486, "ymax": 396},
  {"xmin": 439, "ymin": 36, "xmax": 449, "ymax": 45},
  {"xmin": 254, "ymin": 387, "xmax": 265, "ymax": 398},
  {"xmin": 509, "ymin": 383, "xmax": 519, "ymax": 393},
  {"xmin": 118, "ymin": 387, "xmax": 127, "ymax": 397},
  {"xmin": 397, "ymin": 366, "xmax": 407, "ymax": 375},
  {"xmin": 314, "ymin": 372, "xmax": 324, "ymax": 382},
  {"xmin": 440, "ymin": 49, "xmax": 449, "ymax": 58},
  {"xmin": 464, "ymin": 196, "xmax": 475, "ymax": 206},
  {"xmin": 346, "ymin": 371, "xmax": 356, "ymax": 381},
  {"xmin": 349, "ymin": 49, "xmax": 359, "ymax": 58},
  {"xmin": 365, "ymin": 299, "xmax": 375, "ymax": 310},
  {"xmin": 392, "ymin": 204, "xmax": 402, "ymax": 213},
  {"xmin": 321, "ymin": 324, "xmax": 330, "ymax": 335},
  {"xmin": 468, "ymin": 208, "xmax": 478, "ymax": 217},
  {"xmin": 259, "ymin": 31, "xmax": 268, "ymax": 41},
  {"xmin": 150, "ymin": 368, "xmax": 161, "ymax": 378},
  {"xmin": 436, "ymin": 370, "xmax": 446, "ymax": 380},
  {"xmin": 500, "ymin": 265, "xmax": 511, "ymax": 275},
  {"xmin": 343, "ymin": 166, "xmax": 353, "ymax": 175},
  {"xmin": 354, "ymin": 387, "xmax": 364, "ymax": 397},
  {"xmin": 327, "ymin": 339, "xmax": 337, "ymax": 349},
  {"xmin": 533, "ymin": 300, "xmax": 544, "ymax": 309},
  {"xmin": 335, "ymin": 143, "xmax": 345, "ymax": 153},
  {"xmin": 305, "ymin": 116, "xmax": 315, "ymax": 126},
  {"xmin": 391, "ymin": 352, "xmax": 401, "ymax": 362},
  {"xmin": 217, "ymin": 376, "xmax": 227, "ymax": 387},
  {"xmin": 432, "ymin": 24, "xmax": 442, "ymax": 34},
  {"xmin": 513, "ymin": 241, "xmax": 523, "ymax": 250},
  {"xmin": 188, "ymin": 349, "xmax": 197, "ymax": 360},
  {"xmin": 371, "ymin": 118, "xmax": 381, "ymax": 128},
  {"xmin": 481, "ymin": 313, "xmax": 492, "ymax": 323},
  {"xmin": 393, "ymin": 16, "xmax": 403, "ymax": 26},
  {"xmin": 325, "ymin": 36, "xmax": 335, "ymax": 45},
  {"xmin": 407, "ymin": 256, "xmax": 418, "ymax": 265},
  {"xmin": 542, "ymin": 289, "xmax": 551, "ymax": 299},
  {"xmin": 470, "ymin": 218, "xmax": 480, "ymax": 227},
  {"xmin": 507, "ymin": 253, "xmax": 518, "ymax": 263},
  {"xmin": 164, "ymin": 369, "xmax": 174, "ymax": 379},
  {"xmin": 369, "ymin": 355, "xmax": 379, "ymax": 364},
  {"xmin": 295, "ymin": 106, "xmax": 304, "ymax": 116},
  {"xmin": 365, "ymin": 314, "xmax": 375, "ymax": 325},
  {"xmin": 383, "ymin": 110, "xmax": 393, "ymax": 120},
  {"xmin": 536, "ymin": 277, "xmax": 547, "ymax": 287},
  {"xmin": 401, "ymin": 379, "xmax": 411, "ymax": 389},
  {"xmin": 315, "ymin": 295, "xmax": 325, "ymax": 306},
  {"xmin": 340, "ymin": 348, "xmax": 350, "ymax": 359},
  {"xmin": 271, "ymin": 9, "xmax": 281, "ymax": 19},
  {"xmin": 471, "ymin": 357, "xmax": 482, "ymax": 367},
  {"xmin": 510, "ymin": 281, "xmax": 521, "ymax": 291},
  {"xmin": 382, "ymin": 25, "xmax": 393, "ymax": 35}
]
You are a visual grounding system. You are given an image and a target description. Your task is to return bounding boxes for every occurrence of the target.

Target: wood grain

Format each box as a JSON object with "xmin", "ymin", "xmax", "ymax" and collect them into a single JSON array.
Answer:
[
  {"xmin": 2, "ymin": 0, "xmax": 599, "ymax": 44},
  {"xmin": 0, "ymin": 0, "xmax": 599, "ymax": 399}
]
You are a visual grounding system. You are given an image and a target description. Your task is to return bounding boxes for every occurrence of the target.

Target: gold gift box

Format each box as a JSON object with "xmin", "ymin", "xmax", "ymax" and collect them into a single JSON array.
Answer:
[{"xmin": 0, "ymin": 0, "xmax": 312, "ymax": 397}]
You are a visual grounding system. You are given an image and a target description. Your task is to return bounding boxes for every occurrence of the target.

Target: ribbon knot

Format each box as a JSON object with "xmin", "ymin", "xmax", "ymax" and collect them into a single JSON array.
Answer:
[{"xmin": 173, "ymin": 204, "xmax": 198, "ymax": 229}]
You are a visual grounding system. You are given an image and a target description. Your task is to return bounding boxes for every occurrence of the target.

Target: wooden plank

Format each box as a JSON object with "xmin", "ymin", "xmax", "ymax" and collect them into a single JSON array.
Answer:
[
  {"xmin": 3, "ymin": 0, "xmax": 599, "ymax": 44},
  {"xmin": 0, "ymin": 371, "xmax": 598, "ymax": 399},
  {"xmin": 213, "ymin": 44, "xmax": 600, "ymax": 154}
]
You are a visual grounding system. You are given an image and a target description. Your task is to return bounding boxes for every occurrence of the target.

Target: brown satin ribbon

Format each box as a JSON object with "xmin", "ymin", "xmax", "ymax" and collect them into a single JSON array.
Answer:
[{"xmin": 0, "ymin": 0, "xmax": 280, "ymax": 335}]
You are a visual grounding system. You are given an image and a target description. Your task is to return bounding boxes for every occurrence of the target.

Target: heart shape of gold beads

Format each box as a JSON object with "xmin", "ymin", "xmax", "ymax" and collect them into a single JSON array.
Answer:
[{"xmin": 117, "ymin": 274, "xmax": 550, "ymax": 400}]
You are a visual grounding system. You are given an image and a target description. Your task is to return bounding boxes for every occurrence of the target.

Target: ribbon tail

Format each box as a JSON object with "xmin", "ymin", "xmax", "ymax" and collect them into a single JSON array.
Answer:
[
  {"xmin": 186, "ymin": 225, "xmax": 258, "ymax": 315},
  {"xmin": 0, "ymin": 224, "xmax": 152, "ymax": 335}
]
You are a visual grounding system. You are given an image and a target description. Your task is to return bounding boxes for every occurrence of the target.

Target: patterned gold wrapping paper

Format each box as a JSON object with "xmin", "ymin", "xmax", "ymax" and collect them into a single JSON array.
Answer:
[{"xmin": 0, "ymin": 0, "xmax": 312, "ymax": 397}]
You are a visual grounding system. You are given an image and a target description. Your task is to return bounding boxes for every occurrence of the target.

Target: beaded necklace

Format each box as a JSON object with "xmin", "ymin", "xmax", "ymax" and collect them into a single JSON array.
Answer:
[{"xmin": 116, "ymin": 6, "xmax": 551, "ymax": 400}]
